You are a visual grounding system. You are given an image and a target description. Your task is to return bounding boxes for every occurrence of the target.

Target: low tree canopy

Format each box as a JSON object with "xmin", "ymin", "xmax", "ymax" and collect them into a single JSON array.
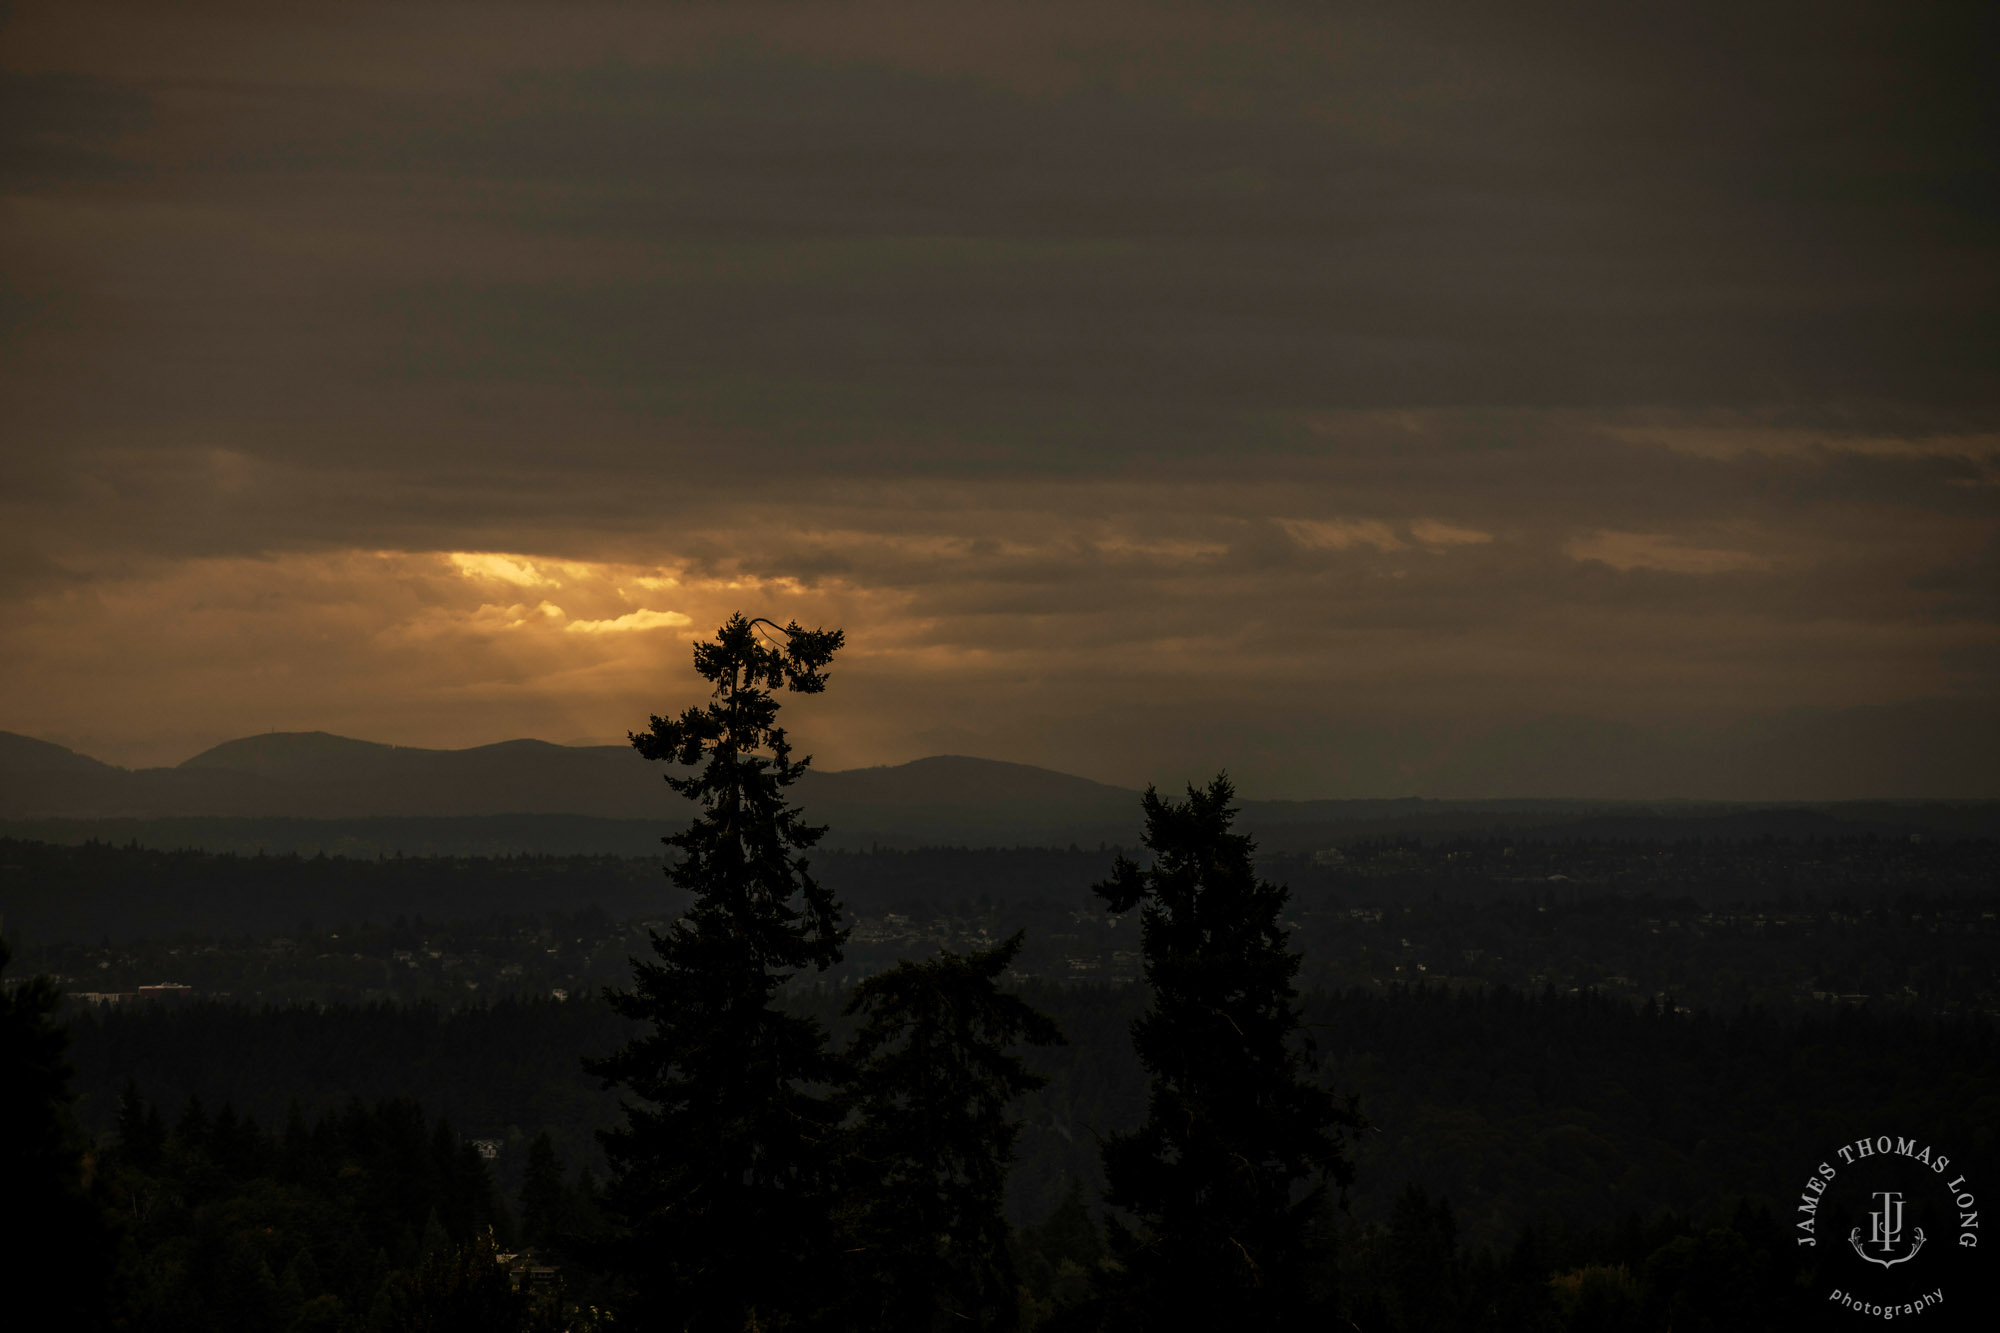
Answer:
[
  {"xmin": 1090, "ymin": 775, "xmax": 1363, "ymax": 1327},
  {"xmin": 841, "ymin": 931, "xmax": 1064, "ymax": 1331}
]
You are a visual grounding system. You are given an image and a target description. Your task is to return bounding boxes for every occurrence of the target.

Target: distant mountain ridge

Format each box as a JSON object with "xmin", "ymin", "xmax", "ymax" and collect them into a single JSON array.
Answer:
[
  {"xmin": 0, "ymin": 731, "xmax": 121, "ymax": 775},
  {"xmin": 3, "ymin": 730, "xmax": 1994, "ymax": 852},
  {"xmin": 0, "ymin": 730, "xmax": 1144, "ymax": 845}
]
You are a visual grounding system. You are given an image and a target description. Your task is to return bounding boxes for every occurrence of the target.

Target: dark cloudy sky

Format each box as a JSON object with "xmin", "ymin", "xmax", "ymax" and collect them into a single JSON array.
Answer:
[{"xmin": 3, "ymin": 1, "xmax": 1996, "ymax": 797}]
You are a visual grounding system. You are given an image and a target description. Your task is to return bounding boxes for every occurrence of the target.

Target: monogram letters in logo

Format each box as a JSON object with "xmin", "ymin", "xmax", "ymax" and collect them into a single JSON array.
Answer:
[{"xmin": 1850, "ymin": 1190, "xmax": 1926, "ymax": 1268}]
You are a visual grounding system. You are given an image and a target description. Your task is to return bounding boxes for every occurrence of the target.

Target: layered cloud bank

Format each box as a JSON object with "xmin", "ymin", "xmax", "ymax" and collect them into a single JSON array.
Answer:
[{"xmin": 2, "ymin": 2, "xmax": 1995, "ymax": 794}]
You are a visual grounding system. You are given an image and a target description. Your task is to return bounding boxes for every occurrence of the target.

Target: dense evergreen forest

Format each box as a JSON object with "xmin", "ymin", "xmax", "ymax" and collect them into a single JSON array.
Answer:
[
  {"xmin": 7, "ymin": 825, "xmax": 1995, "ymax": 946},
  {"xmin": 18, "ymin": 976, "xmax": 1994, "ymax": 1329},
  {"xmin": 11, "ymin": 833, "xmax": 1995, "ymax": 1018},
  {"xmin": 3, "ymin": 826, "xmax": 1996, "ymax": 1327},
  {"xmin": 94, "ymin": 1090, "xmax": 571, "ymax": 1331},
  {"xmin": 6, "ymin": 605, "xmax": 1994, "ymax": 1328},
  {"xmin": 58, "ymin": 981, "xmax": 2000, "ymax": 1239}
]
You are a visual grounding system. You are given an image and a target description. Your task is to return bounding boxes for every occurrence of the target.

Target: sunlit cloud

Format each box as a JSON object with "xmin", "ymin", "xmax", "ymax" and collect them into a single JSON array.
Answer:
[
  {"xmin": 1564, "ymin": 531, "xmax": 1769, "ymax": 575},
  {"xmin": 2, "ymin": 485, "xmax": 1995, "ymax": 793},
  {"xmin": 449, "ymin": 553, "xmax": 562, "ymax": 588},
  {"xmin": 1277, "ymin": 518, "xmax": 1405, "ymax": 552},
  {"xmin": 1610, "ymin": 425, "xmax": 2000, "ymax": 466},
  {"xmin": 1410, "ymin": 520, "xmax": 1495, "ymax": 548},
  {"xmin": 565, "ymin": 609, "xmax": 694, "ymax": 634},
  {"xmin": 1092, "ymin": 537, "xmax": 1230, "ymax": 561},
  {"xmin": 484, "ymin": 601, "xmax": 566, "ymax": 632}
]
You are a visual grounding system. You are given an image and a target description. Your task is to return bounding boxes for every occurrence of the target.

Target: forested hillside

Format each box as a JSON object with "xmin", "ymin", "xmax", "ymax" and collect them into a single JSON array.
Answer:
[
  {"xmin": 61, "ymin": 982, "xmax": 2000, "ymax": 1246},
  {"xmin": 8, "ymin": 832, "xmax": 1996, "ymax": 944},
  {"xmin": 12, "ymin": 827, "xmax": 1998, "ymax": 1328}
]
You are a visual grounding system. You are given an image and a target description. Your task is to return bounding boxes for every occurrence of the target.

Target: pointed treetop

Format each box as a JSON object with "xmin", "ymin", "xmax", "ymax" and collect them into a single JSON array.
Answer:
[
  {"xmin": 630, "ymin": 613, "xmax": 845, "ymax": 777},
  {"xmin": 694, "ymin": 614, "xmax": 844, "ymax": 695}
]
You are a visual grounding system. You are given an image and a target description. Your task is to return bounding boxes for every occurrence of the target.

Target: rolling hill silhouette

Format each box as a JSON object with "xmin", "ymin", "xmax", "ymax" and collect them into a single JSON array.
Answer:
[
  {"xmin": 4, "ymin": 730, "xmax": 1990, "ymax": 853},
  {"xmin": 0, "ymin": 731, "xmax": 1144, "ymax": 845},
  {"xmin": 0, "ymin": 731, "xmax": 121, "ymax": 775}
]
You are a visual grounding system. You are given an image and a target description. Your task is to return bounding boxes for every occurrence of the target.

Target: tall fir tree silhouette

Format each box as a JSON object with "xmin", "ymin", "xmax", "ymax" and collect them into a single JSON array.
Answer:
[
  {"xmin": 1090, "ymin": 775, "xmax": 1362, "ymax": 1327},
  {"xmin": 587, "ymin": 613, "xmax": 847, "ymax": 1332},
  {"xmin": 839, "ymin": 931, "xmax": 1063, "ymax": 1331}
]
